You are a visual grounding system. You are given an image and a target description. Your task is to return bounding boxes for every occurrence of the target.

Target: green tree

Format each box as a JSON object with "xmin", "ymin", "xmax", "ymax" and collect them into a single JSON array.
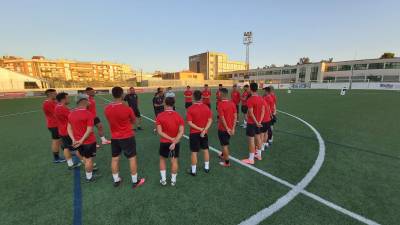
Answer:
[{"xmin": 380, "ymin": 52, "xmax": 395, "ymax": 59}]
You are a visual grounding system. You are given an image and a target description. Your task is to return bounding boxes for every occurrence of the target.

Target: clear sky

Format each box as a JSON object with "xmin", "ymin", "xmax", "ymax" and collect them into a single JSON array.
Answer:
[{"xmin": 1, "ymin": 0, "xmax": 399, "ymax": 72}]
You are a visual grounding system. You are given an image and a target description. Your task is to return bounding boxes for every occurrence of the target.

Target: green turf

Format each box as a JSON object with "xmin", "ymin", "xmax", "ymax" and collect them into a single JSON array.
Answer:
[{"xmin": 0, "ymin": 89, "xmax": 399, "ymax": 225}]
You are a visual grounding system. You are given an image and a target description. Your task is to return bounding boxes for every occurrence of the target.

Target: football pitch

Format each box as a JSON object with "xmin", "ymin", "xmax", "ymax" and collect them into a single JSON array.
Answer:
[{"xmin": 0, "ymin": 89, "xmax": 399, "ymax": 225}]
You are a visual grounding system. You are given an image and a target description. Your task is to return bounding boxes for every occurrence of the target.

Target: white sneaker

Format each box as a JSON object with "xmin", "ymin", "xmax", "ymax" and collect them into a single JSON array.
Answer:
[
  {"xmin": 171, "ymin": 181, "xmax": 176, "ymax": 186},
  {"xmin": 160, "ymin": 179, "xmax": 167, "ymax": 186}
]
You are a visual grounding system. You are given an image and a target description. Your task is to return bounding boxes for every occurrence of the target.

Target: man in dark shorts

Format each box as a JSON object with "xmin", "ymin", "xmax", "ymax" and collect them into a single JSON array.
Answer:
[
  {"xmin": 217, "ymin": 88, "xmax": 237, "ymax": 167},
  {"xmin": 266, "ymin": 86, "xmax": 277, "ymax": 145},
  {"xmin": 184, "ymin": 86, "xmax": 193, "ymax": 109},
  {"xmin": 186, "ymin": 90, "xmax": 212, "ymax": 175},
  {"xmin": 261, "ymin": 88, "xmax": 273, "ymax": 151},
  {"xmin": 124, "ymin": 87, "xmax": 143, "ymax": 130},
  {"xmin": 155, "ymin": 97, "xmax": 184, "ymax": 186},
  {"xmin": 42, "ymin": 89, "xmax": 65, "ymax": 163},
  {"xmin": 85, "ymin": 87, "xmax": 111, "ymax": 145},
  {"xmin": 241, "ymin": 84, "xmax": 251, "ymax": 128},
  {"xmin": 153, "ymin": 88, "xmax": 165, "ymax": 117},
  {"xmin": 105, "ymin": 87, "xmax": 145, "ymax": 188},
  {"xmin": 241, "ymin": 83, "xmax": 265, "ymax": 165},
  {"xmin": 202, "ymin": 84, "xmax": 211, "ymax": 108},
  {"xmin": 54, "ymin": 92, "xmax": 81, "ymax": 169},
  {"xmin": 68, "ymin": 94, "xmax": 99, "ymax": 182},
  {"xmin": 231, "ymin": 84, "xmax": 241, "ymax": 122}
]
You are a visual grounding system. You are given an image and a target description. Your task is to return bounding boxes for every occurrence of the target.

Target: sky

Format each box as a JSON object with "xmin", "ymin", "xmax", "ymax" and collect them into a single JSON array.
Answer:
[{"xmin": 1, "ymin": 0, "xmax": 399, "ymax": 72}]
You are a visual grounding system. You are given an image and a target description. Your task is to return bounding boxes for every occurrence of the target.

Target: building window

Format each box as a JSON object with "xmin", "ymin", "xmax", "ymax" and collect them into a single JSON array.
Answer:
[
  {"xmin": 385, "ymin": 62, "xmax": 400, "ymax": 69},
  {"xmin": 310, "ymin": 66, "xmax": 319, "ymax": 81},
  {"xmin": 196, "ymin": 62, "xmax": 200, "ymax": 73},
  {"xmin": 354, "ymin": 64, "xmax": 368, "ymax": 70},
  {"xmin": 282, "ymin": 69, "xmax": 290, "ymax": 74},
  {"xmin": 368, "ymin": 63, "xmax": 384, "ymax": 70},
  {"xmin": 24, "ymin": 81, "xmax": 39, "ymax": 89},
  {"xmin": 290, "ymin": 69, "xmax": 297, "ymax": 74},
  {"xmin": 338, "ymin": 65, "xmax": 352, "ymax": 71},
  {"xmin": 326, "ymin": 66, "xmax": 337, "ymax": 72},
  {"xmin": 272, "ymin": 70, "xmax": 281, "ymax": 75}
]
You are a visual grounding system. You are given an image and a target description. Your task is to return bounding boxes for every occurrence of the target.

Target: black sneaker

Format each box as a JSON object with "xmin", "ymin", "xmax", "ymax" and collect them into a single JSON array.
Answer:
[
  {"xmin": 113, "ymin": 177, "xmax": 123, "ymax": 187},
  {"xmin": 68, "ymin": 162, "xmax": 82, "ymax": 170},
  {"xmin": 132, "ymin": 178, "xmax": 145, "ymax": 189},
  {"xmin": 86, "ymin": 173, "xmax": 101, "ymax": 182},
  {"xmin": 187, "ymin": 169, "xmax": 196, "ymax": 176},
  {"xmin": 204, "ymin": 168, "xmax": 210, "ymax": 173},
  {"xmin": 137, "ymin": 127, "xmax": 143, "ymax": 131}
]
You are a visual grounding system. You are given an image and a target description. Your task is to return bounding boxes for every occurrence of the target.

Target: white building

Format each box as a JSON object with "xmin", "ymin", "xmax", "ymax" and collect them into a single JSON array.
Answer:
[
  {"xmin": 219, "ymin": 57, "xmax": 400, "ymax": 83},
  {"xmin": 0, "ymin": 68, "xmax": 48, "ymax": 92}
]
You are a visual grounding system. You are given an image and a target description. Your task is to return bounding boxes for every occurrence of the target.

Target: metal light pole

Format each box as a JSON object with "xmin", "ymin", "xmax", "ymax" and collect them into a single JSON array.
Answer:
[{"xmin": 243, "ymin": 31, "xmax": 253, "ymax": 81}]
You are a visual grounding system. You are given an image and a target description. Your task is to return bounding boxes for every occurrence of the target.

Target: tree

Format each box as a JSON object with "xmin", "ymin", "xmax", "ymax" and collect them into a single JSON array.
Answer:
[
  {"xmin": 380, "ymin": 52, "xmax": 395, "ymax": 59},
  {"xmin": 297, "ymin": 57, "xmax": 310, "ymax": 65}
]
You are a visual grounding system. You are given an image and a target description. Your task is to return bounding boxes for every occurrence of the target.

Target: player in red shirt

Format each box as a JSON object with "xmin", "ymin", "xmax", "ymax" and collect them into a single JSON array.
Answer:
[
  {"xmin": 104, "ymin": 87, "xmax": 145, "ymax": 188},
  {"xmin": 68, "ymin": 94, "xmax": 99, "ymax": 182},
  {"xmin": 42, "ymin": 89, "xmax": 65, "ymax": 163},
  {"xmin": 265, "ymin": 86, "xmax": 277, "ymax": 145},
  {"xmin": 156, "ymin": 97, "xmax": 184, "ymax": 186},
  {"xmin": 201, "ymin": 84, "xmax": 211, "ymax": 108},
  {"xmin": 240, "ymin": 84, "xmax": 251, "ymax": 128},
  {"xmin": 260, "ymin": 88, "xmax": 273, "ymax": 151},
  {"xmin": 231, "ymin": 84, "xmax": 241, "ymax": 120},
  {"xmin": 184, "ymin": 86, "xmax": 193, "ymax": 109},
  {"xmin": 216, "ymin": 84, "xmax": 223, "ymax": 109},
  {"xmin": 242, "ymin": 83, "xmax": 265, "ymax": 165},
  {"xmin": 55, "ymin": 92, "xmax": 81, "ymax": 169},
  {"xmin": 217, "ymin": 88, "xmax": 237, "ymax": 167},
  {"xmin": 85, "ymin": 87, "xmax": 111, "ymax": 145},
  {"xmin": 186, "ymin": 90, "xmax": 213, "ymax": 175}
]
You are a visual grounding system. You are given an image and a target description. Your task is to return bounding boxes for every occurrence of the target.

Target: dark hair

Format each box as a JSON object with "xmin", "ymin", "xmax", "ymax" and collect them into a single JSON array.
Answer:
[
  {"xmin": 219, "ymin": 84, "xmax": 223, "ymax": 87},
  {"xmin": 45, "ymin": 89, "xmax": 56, "ymax": 96},
  {"xmin": 112, "ymin": 86, "xmax": 124, "ymax": 98},
  {"xmin": 56, "ymin": 92, "xmax": 68, "ymax": 102},
  {"xmin": 193, "ymin": 90, "xmax": 202, "ymax": 101},
  {"xmin": 187, "ymin": 85, "xmax": 190, "ymax": 88},
  {"xmin": 165, "ymin": 97, "xmax": 175, "ymax": 107},
  {"xmin": 220, "ymin": 88, "xmax": 228, "ymax": 96},
  {"xmin": 250, "ymin": 82, "xmax": 258, "ymax": 92},
  {"xmin": 85, "ymin": 87, "xmax": 94, "ymax": 91},
  {"xmin": 233, "ymin": 84, "xmax": 237, "ymax": 88},
  {"xmin": 204, "ymin": 84, "xmax": 208, "ymax": 87},
  {"xmin": 244, "ymin": 84, "xmax": 249, "ymax": 88}
]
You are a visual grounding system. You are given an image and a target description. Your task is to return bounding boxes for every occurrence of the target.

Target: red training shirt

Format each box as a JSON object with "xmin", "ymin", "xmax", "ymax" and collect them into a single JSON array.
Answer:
[
  {"xmin": 42, "ymin": 99, "xmax": 58, "ymax": 128},
  {"xmin": 156, "ymin": 110, "xmax": 185, "ymax": 143},
  {"xmin": 216, "ymin": 90, "xmax": 222, "ymax": 102},
  {"xmin": 88, "ymin": 96, "xmax": 97, "ymax": 117},
  {"xmin": 184, "ymin": 90, "xmax": 193, "ymax": 103},
  {"xmin": 241, "ymin": 91, "xmax": 250, "ymax": 106},
  {"xmin": 202, "ymin": 89, "xmax": 211, "ymax": 104},
  {"xmin": 186, "ymin": 102, "xmax": 212, "ymax": 134},
  {"xmin": 262, "ymin": 96, "xmax": 272, "ymax": 123},
  {"xmin": 231, "ymin": 90, "xmax": 241, "ymax": 105},
  {"xmin": 54, "ymin": 104, "xmax": 70, "ymax": 136},
  {"xmin": 217, "ymin": 100, "xmax": 237, "ymax": 131},
  {"xmin": 247, "ymin": 94, "xmax": 265, "ymax": 124},
  {"xmin": 68, "ymin": 108, "xmax": 96, "ymax": 145},
  {"xmin": 104, "ymin": 102, "xmax": 136, "ymax": 139}
]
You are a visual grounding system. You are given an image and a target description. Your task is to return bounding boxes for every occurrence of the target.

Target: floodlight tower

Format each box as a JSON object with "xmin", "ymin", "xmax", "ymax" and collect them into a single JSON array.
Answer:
[{"xmin": 243, "ymin": 31, "xmax": 253, "ymax": 80}]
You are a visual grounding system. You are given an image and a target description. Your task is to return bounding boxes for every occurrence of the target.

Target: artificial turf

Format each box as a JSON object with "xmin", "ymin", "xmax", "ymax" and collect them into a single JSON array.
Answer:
[{"xmin": 0, "ymin": 89, "xmax": 398, "ymax": 225}]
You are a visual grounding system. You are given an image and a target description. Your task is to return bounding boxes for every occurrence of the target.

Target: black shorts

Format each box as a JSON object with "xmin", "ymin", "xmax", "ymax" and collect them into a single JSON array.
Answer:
[
  {"xmin": 61, "ymin": 135, "xmax": 74, "ymax": 150},
  {"xmin": 246, "ymin": 123, "xmax": 261, "ymax": 137},
  {"xmin": 241, "ymin": 105, "xmax": 248, "ymax": 114},
  {"xmin": 132, "ymin": 107, "xmax": 141, "ymax": 118},
  {"xmin": 48, "ymin": 127, "xmax": 60, "ymax": 140},
  {"xmin": 260, "ymin": 121, "xmax": 271, "ymax": 133},
  {"xmin": 94, "ymin": 117, "xmax": 101, "ymax": 125},
  {"xmin": 185, "ymin": 102, "xmax": 192, "ymax": 109},
  {"xmin": 111, "ymin": 137, "xmax": 137, "ymax": 158},
  {"xmin": 77, "ymin": 142, "xmax": 97, "ymax": 158},
  {"xmin": 189, "ymin": 133, "xmax": 209, "ymax": 152},
  {"xmin": 271, "ymin": 115, "xmax": 277, "ymax": 125},
  {"xmin": 159, "ymin": 142, "xmax": 180, "ymax": 158},
  {"xmin": 154, "ymin": 107, "xmax": 164, "ymax": 117},
  {"xmin": 218, "ymin": 130, "xmax": 231, "ymax": 146}
]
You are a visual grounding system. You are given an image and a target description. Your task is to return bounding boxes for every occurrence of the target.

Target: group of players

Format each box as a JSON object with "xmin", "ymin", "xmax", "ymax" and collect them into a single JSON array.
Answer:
[{"xmin": 42, "ymin": 83, "xmax": 277, "ymax": 188}]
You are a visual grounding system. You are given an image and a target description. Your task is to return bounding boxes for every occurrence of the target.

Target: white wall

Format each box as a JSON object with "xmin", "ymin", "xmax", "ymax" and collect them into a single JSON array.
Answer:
[{"xmin": 0, "ymin": 68, "xmax": 45, "ymax": 92}]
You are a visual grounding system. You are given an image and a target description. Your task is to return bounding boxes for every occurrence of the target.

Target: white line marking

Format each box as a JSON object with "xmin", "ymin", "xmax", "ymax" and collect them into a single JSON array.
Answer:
[
  {"xmin": 99, "ymin": 96, "xmax": 380, "ymax": 225},
  {"xmin": 0, "ymin": 110, "xmax": 40, "ymax": 118}
]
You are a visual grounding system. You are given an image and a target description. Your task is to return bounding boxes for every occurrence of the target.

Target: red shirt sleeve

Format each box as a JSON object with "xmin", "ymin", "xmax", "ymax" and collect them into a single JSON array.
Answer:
[
  {"xmin": 247, "ymin": 97, "xmax": 254, "ymax": 109},
  {"xmin": 178, "ymin": 115, "xmax": 185, "ymax": 126},
  {"xmin": 87, "ymin": 113, "xmax": 94, "ymax": 127},
  {"xmin": 217, "ymin": 104, "xmax": 224, "ymax": 118},
  {"xmin": 186, "ymin": 109, "xmax": 192, "ymax": 122}
]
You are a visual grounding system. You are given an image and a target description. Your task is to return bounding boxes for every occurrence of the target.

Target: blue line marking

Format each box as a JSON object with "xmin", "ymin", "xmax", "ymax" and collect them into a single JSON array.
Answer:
[{"xmin": 73, "ymin": 156, "xmax": 82, "ymax": 225}]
